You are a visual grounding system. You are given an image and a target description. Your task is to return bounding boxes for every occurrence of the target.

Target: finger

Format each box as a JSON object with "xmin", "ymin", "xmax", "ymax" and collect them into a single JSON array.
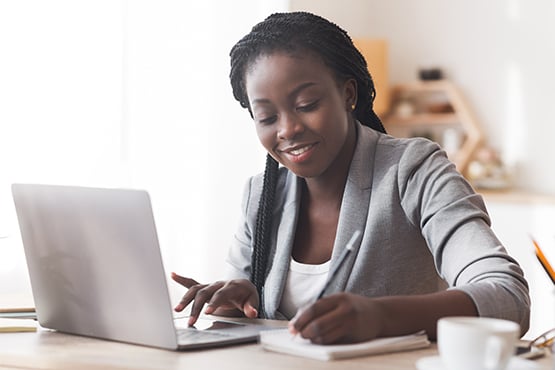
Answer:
[
  {"xmin": 288, "ymin": 304, "xmax": 309, "ymax": 335},
  {"xmin": 300, "ymin": 306, "xmax": 346, "ymax": 343},
  {"xmin": 188, "ymin": 284, "xmax": 224, "ymax": 325},
  {"xmin": 204, "ymin": 280, "xmax": 258, "ymax": 316},
  {"xmin": 308, "ymin": 321, "xmax": 346, "ymax": 344},
  {"xmin": 205, "ymin": 300, "xmax": 258, "ymax": 318},
  {"xmin": 174, "ymin": 284, "xmax": 206, "ymax": 312},
  {"xmin": 298, "ymin": 295, "xmax": 370, "ymax": 344},
  {"xmin": 289, "ymin": 299, "xmax": 335, "ymax": 334},
  {"xmin": 171, "ymin": 272, "xmax": 200, "ymax": 288},
  {"xmin": 242, "ymin": 303, "xmax": 258, "ymax": 318}
]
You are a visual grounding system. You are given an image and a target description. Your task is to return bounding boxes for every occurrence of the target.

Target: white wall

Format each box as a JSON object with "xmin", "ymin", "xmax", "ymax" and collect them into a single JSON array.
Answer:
[
  {"xmin": 290, "ymin": 0, "xmax": 555, "ymax": 195},
  {"xmin": 0, "ymin": 0, "xmax": 286, "ymax": 308},
  {"xmin": 484, "ymin": 197, "xmax": 555, "ymax": 339},
  {"xmin": 0, "ymin": 0, "xmax": 125, "ymax": 307},
  {"xmin": 121, "ymin": 1, "xmax": 279, "ymax": 305}
]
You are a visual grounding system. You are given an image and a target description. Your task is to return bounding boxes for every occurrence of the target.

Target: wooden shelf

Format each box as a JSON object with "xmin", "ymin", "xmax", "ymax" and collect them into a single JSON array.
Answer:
[
  {"xmin": 385, "ymin": 113, "xmax": 459, "ymax": 126},
  {"xmin": 479, "ymin": 189, "xmax": 555, "ymax": 205},
  {"xmin": 382, "ymin": 80, "xmax": 484, "ymax": 177}
]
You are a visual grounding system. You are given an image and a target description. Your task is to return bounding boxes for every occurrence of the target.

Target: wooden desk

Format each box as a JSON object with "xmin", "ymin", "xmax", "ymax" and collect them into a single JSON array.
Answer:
[{"xmin": 0, "ymin": 328, "xmax": 552, "ymax": 370}]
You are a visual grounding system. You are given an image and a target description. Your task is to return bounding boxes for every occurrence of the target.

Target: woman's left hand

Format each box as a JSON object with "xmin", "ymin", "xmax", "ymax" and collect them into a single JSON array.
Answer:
[{"xmin": 288, "ymin": 292, "xmax": 385, "ymax": 344}]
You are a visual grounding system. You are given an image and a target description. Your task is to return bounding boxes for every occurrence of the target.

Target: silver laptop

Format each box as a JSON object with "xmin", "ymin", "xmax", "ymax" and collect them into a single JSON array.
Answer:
[{"xmin": 11, "ymin": 183, "xmax": 276, "ymax": 350}]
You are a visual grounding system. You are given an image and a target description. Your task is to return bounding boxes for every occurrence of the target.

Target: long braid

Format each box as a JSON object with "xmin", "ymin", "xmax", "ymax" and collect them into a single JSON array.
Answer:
[
  {"xmin": 229, "ymin": 12, "xmax": 386, "ymax": 317},
  {"xmin": 251, "ymin": 154, "xmax": 278, "ymax": 317}
]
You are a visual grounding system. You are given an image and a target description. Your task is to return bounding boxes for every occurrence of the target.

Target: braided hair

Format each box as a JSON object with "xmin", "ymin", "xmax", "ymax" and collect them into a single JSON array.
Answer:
[{"xmin": 229, "ymin": 12, "xmax": 386, "ymax": 317}]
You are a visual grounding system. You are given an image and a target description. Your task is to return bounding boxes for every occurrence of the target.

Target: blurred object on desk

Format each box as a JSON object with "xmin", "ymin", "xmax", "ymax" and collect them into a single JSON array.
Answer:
[
  {"xmin": 0, "ymin": 317, "xmax": 37, "ymax": 333},
  {"xmin": 0, "ymin": 307, "xmax": 36, "ymax": 320},
  {"xmin": 530, "ymin": 236, "xmax": 555, "ymax": 286},
  {"xmin": 468, "ymin": 146, "xmax": 513, "ymax": 190}
]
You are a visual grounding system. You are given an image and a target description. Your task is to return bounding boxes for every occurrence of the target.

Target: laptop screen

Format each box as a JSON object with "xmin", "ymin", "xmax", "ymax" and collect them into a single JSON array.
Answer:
[{"xmin": 12, "ymin": 184, "xmax": 180, "ymax": 349}]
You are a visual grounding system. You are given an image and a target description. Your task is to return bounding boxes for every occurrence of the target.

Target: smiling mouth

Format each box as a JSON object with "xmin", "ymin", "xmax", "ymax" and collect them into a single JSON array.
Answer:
[
  {"xmin": 289, "ymin": 145, "xmax": 314, "ymax": 156},
  {"xmin": 278, "ymin": 143, "xmax": 317, "ymax": 164},
  {"xmin": 283, "ymin": 143, "xmax": 316, "ymax": 156}
]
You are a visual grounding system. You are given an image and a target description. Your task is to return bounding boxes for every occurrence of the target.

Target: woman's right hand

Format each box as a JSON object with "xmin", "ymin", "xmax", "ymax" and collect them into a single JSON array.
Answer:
[{"xmin": 171, "ymin": 272, "xmax": 259, "ymax": 326}]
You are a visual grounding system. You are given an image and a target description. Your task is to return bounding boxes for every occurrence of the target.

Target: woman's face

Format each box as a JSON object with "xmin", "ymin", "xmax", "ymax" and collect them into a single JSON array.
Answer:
[{"xmin": 245, "ymin": 51, "xmax": 357, "ymax": 180}]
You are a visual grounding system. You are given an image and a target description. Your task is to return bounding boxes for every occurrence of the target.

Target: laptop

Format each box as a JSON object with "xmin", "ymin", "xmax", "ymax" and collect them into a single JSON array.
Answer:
[{"xmin": 11, "ymin": 183, "xmax": 277, "ymax": 350}]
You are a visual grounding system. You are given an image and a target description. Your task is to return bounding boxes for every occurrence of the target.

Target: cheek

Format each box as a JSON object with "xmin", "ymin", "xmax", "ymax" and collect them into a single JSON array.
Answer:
[
  {"xmin": 320, "ymin": 107, "xmax": 349, "ymax": 138},
  {"xmin": 255, "ymin": 125, "xmax": 275, "ymax": 150}
]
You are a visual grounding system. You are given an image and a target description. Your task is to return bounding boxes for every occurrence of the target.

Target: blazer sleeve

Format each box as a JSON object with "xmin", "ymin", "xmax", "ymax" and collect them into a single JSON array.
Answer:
[
  {"xmin": 224, "ymin": 175, "xmax": 259, "ymax": 280},
  {"xmin": 397, "ymin": 138, "xmax": 530, "ymax": 335}
]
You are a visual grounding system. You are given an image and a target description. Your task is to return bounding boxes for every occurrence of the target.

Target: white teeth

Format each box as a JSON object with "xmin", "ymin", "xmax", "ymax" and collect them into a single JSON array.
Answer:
[{"xmin": 289, "ymin": 145, "xmax": 312, "ymax": 156}]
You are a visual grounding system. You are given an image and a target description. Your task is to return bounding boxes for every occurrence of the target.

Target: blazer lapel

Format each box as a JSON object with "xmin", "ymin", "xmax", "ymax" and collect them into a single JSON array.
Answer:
[
  {"xmin": 326, "ymin": 123, "xmax": 378, "ymax": 294},
  {"xmin": 263, "ymin": 172, "xmax": 302, "ymax": 318}
]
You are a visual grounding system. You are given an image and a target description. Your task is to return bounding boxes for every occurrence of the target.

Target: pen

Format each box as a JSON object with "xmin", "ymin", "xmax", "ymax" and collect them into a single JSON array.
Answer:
[
  {"xmin": 530, "ymin": 236, "xmax": 555, "ymax": 286},
  {"xmin": 316, "ymin": 230, "xmax": 362, "ymax": 300}
]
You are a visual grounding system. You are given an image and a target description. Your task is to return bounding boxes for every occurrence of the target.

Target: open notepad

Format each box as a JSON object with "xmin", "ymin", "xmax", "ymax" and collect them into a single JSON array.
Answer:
[{"xmin": 260, "ymin": 329, "xmax": 430, "ymax": 361}]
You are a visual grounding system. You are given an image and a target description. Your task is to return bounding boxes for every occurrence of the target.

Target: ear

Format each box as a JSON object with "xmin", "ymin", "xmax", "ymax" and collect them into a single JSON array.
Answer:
[{"xmin": 343, "ymin": 78, "xmax": 357, "ymax": 112}]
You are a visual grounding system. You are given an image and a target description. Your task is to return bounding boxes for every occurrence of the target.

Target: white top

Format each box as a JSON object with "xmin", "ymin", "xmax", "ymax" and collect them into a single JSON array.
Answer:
[{"xmin": 278, "ymin": 258, "xmax": 330, "ymax": 319}]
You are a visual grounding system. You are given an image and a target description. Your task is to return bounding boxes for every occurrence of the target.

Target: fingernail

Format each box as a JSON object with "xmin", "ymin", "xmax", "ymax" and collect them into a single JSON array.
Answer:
[
  {"xmin": 291, "ymin": 304, "xmax": 308, "ymax": 323},
  {"xmin": 245, "ymin": 304, "xmax": 257, "ymax": 316},
  {"xmin": 288, "ymin": 325, "xmax": 298, "ymax": 335}
]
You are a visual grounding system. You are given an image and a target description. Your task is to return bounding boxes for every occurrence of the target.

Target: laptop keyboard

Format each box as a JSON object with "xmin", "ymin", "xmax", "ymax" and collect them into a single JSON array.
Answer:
[{"xmin": 177, "ymin": 328, "xmax": 234, "ymax": 344}]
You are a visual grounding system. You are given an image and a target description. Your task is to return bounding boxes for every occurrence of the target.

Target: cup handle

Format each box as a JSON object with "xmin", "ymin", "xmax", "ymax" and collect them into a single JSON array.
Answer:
[{"xmin": 484, "ymin": 336, "xmax": 503, "ymax": 370}]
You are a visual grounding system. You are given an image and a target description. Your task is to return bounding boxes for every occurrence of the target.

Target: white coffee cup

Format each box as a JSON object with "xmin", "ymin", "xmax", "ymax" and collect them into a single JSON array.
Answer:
[{"xmin": 437, "ymin": 317, "xmax": 520, "ymax": 370}]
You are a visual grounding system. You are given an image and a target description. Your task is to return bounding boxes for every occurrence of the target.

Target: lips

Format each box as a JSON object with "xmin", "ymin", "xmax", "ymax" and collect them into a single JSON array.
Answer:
[
  {"xmin": 289, "ymin": 144, "xmax": 314, "ymax": 155},
  {"xmin": 279, "ymin": 143, "xmax": 317, "ymax": 163}
]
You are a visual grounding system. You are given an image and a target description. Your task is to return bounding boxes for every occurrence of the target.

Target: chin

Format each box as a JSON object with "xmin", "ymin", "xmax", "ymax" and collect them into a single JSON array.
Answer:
[{"xmin": 287, "ymin": 167, "xmax": 324, "ymax": 179}]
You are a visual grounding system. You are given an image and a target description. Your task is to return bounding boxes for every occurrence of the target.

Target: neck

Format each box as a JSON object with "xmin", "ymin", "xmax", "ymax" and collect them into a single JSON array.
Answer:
[{"xmin": 304, "ymin": 120, "xmax": 358, "ymax": 203}]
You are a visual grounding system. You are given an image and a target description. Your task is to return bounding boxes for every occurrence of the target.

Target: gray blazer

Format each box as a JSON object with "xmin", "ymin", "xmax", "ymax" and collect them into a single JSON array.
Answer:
[{"xmin": 226, "ymin": 122, "xmax": 530, "ymax": 333}]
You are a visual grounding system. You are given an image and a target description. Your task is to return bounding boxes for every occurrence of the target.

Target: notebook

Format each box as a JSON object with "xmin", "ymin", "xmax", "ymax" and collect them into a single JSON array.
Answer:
[
  {"xmin": 260, "ymin": 329, "xmax": 430, "ymax": 361},
  {"xmin": 11, "ymin": 183, "xmax": 277, "ymax": 350},
  {"xmin": 0, "ymin": 318, "xmax": 38, "ymax": 333}
]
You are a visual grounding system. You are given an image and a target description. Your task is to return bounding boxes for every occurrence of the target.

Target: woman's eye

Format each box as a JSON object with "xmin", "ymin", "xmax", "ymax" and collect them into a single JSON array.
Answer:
[
  {"xmin": 257, "ymin": 115, "xmax": 277, "ymax": 125},
  {"xmin": 297, "ymin": 101, "xmax": 319, "ymax": 112}
]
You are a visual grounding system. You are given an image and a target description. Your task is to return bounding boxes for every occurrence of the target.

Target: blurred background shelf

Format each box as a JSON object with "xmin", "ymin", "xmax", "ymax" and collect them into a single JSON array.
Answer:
[{"xmin": 382, "ymin": 80, "xmax": 484, "ymax": 178}]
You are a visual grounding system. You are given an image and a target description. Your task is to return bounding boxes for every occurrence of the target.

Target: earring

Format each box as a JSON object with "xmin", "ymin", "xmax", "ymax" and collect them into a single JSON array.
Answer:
[{"xmin": 351, "ymin": 104, "xmax": 356, "ymax": 111}]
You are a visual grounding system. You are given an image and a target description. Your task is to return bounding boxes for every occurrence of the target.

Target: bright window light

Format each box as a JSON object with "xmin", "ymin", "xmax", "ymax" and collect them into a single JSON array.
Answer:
[{"xmin": 0, "ymin": 0, "xmax": 284, "ymax": 308}]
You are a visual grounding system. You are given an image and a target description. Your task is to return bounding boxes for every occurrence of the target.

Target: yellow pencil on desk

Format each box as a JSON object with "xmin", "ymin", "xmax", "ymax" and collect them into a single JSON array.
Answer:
[{"xmin": 530, "ymin": 236, "xmax": 555, "ymax": 285}]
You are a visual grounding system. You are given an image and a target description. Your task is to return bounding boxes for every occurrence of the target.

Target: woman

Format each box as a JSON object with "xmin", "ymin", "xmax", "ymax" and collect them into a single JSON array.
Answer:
[{"xmin": 172, "ymin": 11, "xmax": 530, "ymax": 344}]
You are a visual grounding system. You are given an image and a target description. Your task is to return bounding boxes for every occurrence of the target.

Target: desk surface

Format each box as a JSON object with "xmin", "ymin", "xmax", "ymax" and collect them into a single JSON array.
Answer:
[{"xmin": 0, "ymin": 328, "xmax": 552, "ymax": 370}]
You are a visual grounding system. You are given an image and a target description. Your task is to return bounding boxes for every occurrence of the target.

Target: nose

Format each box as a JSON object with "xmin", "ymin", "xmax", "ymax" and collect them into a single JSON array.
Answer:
[{"xmin": 277, "ymin": 113, "xmax": 304, "ymax": 140}]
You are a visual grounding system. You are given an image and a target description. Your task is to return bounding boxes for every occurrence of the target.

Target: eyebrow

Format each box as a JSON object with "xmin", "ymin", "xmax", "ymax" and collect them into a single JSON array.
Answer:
[{"xmin": 251, "ymin": 81, "xmax": 317, "ymax": 105}]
